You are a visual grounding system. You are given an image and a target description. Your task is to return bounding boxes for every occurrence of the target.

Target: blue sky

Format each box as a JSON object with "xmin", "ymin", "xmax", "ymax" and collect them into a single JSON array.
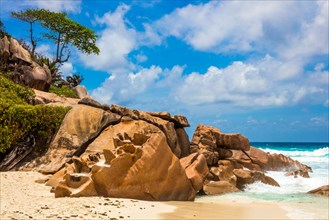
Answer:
[{"xmin": 1, "ymin": 0, "xmax": 328, "ymax": 142}]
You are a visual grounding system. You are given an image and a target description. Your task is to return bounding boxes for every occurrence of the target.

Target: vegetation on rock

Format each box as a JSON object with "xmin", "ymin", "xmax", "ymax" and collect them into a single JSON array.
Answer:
[
  {"xmin": 0, "ymin": 74, "xmax": 71, "ymax": 153},
  {"xmin": 8, "ymin": 10, "xmax": 92, "ymax": 95},
  {"xmin": 49, "ymin": 85, "xmax": 79, "ymax": 98}
]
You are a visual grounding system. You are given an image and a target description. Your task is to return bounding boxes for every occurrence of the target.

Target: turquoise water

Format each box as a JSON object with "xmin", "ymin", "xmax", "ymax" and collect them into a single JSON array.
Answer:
[{"xmin": 197, "ymin": 142, "xmax": 329, "ymax": 219}]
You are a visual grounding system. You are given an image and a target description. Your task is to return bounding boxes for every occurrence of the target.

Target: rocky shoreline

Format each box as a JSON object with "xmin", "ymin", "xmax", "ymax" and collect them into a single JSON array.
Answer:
[
  {"xmin": 1, "ymin": 35, "xmax": 327, "ymax": 202},
  {"xmin": 0, "ymin": 90, "xmax": 323, "ymax": 201}
]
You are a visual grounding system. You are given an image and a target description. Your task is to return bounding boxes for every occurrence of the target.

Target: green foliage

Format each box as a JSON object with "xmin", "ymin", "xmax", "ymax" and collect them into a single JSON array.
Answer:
[
  {"xmin": 11, "ymin": 9, "xmax": 99, "ymax": 65},
  {"xmin": 49, "ymin": 85, "xmax": 78, "ymax": 98},
  {"xmin": 0, "ymin": 74, "xmax": 70, "ymax": 153},
  {"xmin": 11, "ymin": 9, "xmax": 39, "ymax": 23},
  {"xmin": 35, "ymin": 56, "xmax": 63, "ymax": 84},
  {"xmin": 0, "ymin": 74, "xmax": 35, "ymax": 105},
  {"xmin": 66, "ymin": 74, "xmax": 84, "ymax": 87}
]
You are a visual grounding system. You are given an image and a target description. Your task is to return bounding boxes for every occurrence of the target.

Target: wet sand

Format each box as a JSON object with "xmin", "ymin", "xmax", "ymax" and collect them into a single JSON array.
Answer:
[{"xmin": 0, "ymin": 171, "xmax": 290, "ymax": 219}]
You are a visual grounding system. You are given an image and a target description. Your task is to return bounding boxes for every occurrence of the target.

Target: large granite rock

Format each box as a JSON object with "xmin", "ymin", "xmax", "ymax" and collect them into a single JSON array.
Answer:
[
  {"xmin": 53, "ymin": 132, "xmax": 196, "ymax": 201},
  {"xmin": 176, "ymin": 128, "xmax": 190, "ymax": 158},
  {"xmin": 191, "ymin": 124, "xmax": 250, "ymax": 165},
  {"xmin": 229, "ymin": 146, "xmax": 312, "ymax": 173},
  {"xmin": 0, "ymin": 37, "xmax": 51, "ymax": 91},
  {"xmin": 203, "ymin": 181, "xmax": 239, "ymax": 195},
  {"xmin": 33, "ymin": 89, "xmax": 80, "ymax": 107},
  {"xmin": 149, "ymin": 111, "xmax": 190, "ymax": 128},
  {"xmin": 78, "ymin": 97, "xmax": 102, "ymax": 109},
  {"xmin": 80, "ymin": 119, "xmax": 161, "ymax": 159},
  {"xmin": 0, "ymin": 36, "xmax": 10, "ymax": 62},
  {"xmin": 180, "ymin": 152, "xmax": 209, "ymax": 192},
  {"xmin": 233, "ymin": 169, "xmax": 280, "ymax": 190},
  {"xmin": 109, "ymin": 104, "xmax": 188, "ymax": 158},
  {"xmin": 9, "ymin": 38, "xmax": 32, "ymax": 64},
  {"xmin": 74, "ymin": 85, "xmax": 91, "ymax": 99},
  {"xmin": 37, "ymin": 105, "xmax": 121, "ymax": 174},
  {"xmin": 20, "ymin": 62, "xmax": 52, "ymax": 91},
  {"xmin": 209, "ymin": 160, "xmax": 238, "ymax": 185}
]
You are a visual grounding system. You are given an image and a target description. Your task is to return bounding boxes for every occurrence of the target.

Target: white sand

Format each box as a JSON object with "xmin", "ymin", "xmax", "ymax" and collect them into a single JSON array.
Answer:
[{"xmin": 0, "ymin": 171, "xmax": 290, "ymax": 219}]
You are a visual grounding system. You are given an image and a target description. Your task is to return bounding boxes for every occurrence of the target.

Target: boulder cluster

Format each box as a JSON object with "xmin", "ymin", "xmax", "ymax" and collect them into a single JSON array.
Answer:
[
  {"xmin": 1, "ymin": 37, "xmax": 323, "ymax": 200},
  {"xmin": 4, "ymin": 94, "xmax": 312, "ymax": 200},
  {"xmin": 0, "ymin": 36, "xmax": 51, "ymax": 91}
]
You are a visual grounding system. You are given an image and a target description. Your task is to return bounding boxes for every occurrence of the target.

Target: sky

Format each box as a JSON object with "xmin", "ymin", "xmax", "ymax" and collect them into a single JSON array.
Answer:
[{"xmin": 1, "ymin": 0, "xmax": 328, "ymax": 142}]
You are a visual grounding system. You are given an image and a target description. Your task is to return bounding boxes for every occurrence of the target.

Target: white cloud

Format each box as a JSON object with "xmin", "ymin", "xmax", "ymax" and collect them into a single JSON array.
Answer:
[
  {"xmin": 135, "ymin": 53, "xmax": 148, "ymax": 63},
  {"xmin": 59, "ymin": 62, "xmax": 75, "ymax": 78},
  {"xmin": 91, "ymin": 65, "xmax": 162, "ymax": 104},
  {"xmin": 86, "ymin": 1, "xmax": 328, "ymax": 113},
  {"xmin": 24, "ymin": 0, "xmax": 81, "ymax": 13},
  {"xmin": 175, "ymin": 56, "xmax": 329, "ymax": 107},
  {"xmin": 138, "ymin": 23, "xmax": 162, "ymax": 46},
  {"xmin": 130, "ymin": 0, "xmax": 162, "ymax": 8},
  {"xmin": 35, "ymin": 44, "xmax": 53, "ymax": 59},
  {"xmin": 79, "ymin": 4, "xmax": 137, "ymax": 74},
  {"xmin": 1, "ymin": 0, "xmax": 81, "ymax": 13},
  {"xmin": 153, "ymin": 0, "xmax": 328, "ymax": 59},
  {"xmin": 79, "ymin": 4, "xmax": 162, "ymax": 75}
]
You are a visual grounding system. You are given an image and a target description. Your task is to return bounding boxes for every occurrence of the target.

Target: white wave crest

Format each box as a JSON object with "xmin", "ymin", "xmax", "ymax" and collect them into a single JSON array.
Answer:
[{"xmin": 259, "ymin": 147, "xmax": 329, "ymax": 157}]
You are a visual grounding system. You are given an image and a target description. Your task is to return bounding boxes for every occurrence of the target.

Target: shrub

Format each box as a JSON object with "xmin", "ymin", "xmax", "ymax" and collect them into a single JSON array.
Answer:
[
  {"xmin": 0, "ymin": 74, "xmax": 35, "ymax": 105},
  {"xmin": 49, "ymin": 85, "xmax": 79, "ymax": 98},
  {"xmin": 0, "ymin": 74, "xmax": 71, "ymax": 153}
]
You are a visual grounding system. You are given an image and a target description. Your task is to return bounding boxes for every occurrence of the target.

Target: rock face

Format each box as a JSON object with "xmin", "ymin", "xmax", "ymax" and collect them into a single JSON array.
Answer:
[
  {"xmin": 0, "ymin": 84, "xmax": 314, "ymax": 201},
  {"xmin": 180, "ymin": 153, "xmax": 209, "ymax": 192},
  {"xmin": 307, "ymin": 185, "xmax": 329, "ymax": 196},
  {"xmin": 229, "ymin": 146, "xmax": 312, "ymax": 173},
  {"xmin": 203, "ymin": 181, "xmax": 239, "ymax": 195},
  {"xmin": 37, "ymin": 105, "xmax": 121, "ymax": 174},
  {"xmin": 9, "ymin": 37, "xmax": 32, "ymax": 64},
  {"xmin": 233, "ymin": 169, "xmax": 280, "ymax": 189},
  {"xmin": 8, "ymin": 100, "xmax": 196, "ymax": 201},
  {"xmin": 0, "ymin": 36, "xmax": 52, "ymax": 91},
  {"xmin": 109, "ymin": 104, "xmax": 188, "ymax": 158},
  {"xmin": 191, "ymin": 124, "xmax": 250, "ymax": 166},
  {"xmin": 53, "ymin": 132, "xmax": 196, "ymax": 201},
  {"xmin": 187, "ymin": 124, "xmax": 312, "ymax": 195},
  {"xmin": 41, "ymin": 109, "xmax": 312, "ymax": 199},
  {"xmin": 74, "ymin": 85, "xmax": 91, "ymax": 99},
  {"xmin": 33, "ymin": 89, "xmax": 80, "ymax": 106}
]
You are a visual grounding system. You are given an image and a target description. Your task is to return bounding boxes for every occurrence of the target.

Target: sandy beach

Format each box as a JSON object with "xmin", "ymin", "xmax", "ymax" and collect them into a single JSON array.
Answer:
[{"xmin": 0, "ymin": 171, "xmax": 291, "ymax": 220}]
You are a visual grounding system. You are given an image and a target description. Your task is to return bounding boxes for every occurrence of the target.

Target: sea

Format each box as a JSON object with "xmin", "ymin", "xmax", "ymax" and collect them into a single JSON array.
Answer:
[{"xmin": 197, "ymin": 142, "xmax": 329, "ymax": 219}]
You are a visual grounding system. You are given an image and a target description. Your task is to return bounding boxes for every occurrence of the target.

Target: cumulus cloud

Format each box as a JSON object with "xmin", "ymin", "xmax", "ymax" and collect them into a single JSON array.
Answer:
[
  {"xmin": 175, "ymin": 56, "xmax": 328, "ymax": 107},
  {"xmin": 59, "ymin": 62, "xmax": 76, "ymax": 78},
  {"xmin": 35, "ymin": 44, "xmax": 53, "ymax": 59},
  {"xmin": 86, "ymin": 1, "xmax": 328, "ymax": 112},
  {"xmin": 153, "ymin": 0, "xmax": 327, "ymax": 57},
  {"xmin": 80, "ymin": 4, "xmax": 137, "ymax": 74},
  {"xmin": 1, "ymin": 0, "xmax": 81, "ymax": 13},
  {"xmin": 26, "ymin": 0, "xmax": 81, "ymax": 13},
  {"xmin": 91, "ymin": 65, "xmax": 162, "ymax": 104},
  {"xmin": 79, "ymin": 4, "xmax": 162, "ymax": 74},
  {"xmin": 90, "ymin": 65, "xmax": 187, "ymax": 108}
]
